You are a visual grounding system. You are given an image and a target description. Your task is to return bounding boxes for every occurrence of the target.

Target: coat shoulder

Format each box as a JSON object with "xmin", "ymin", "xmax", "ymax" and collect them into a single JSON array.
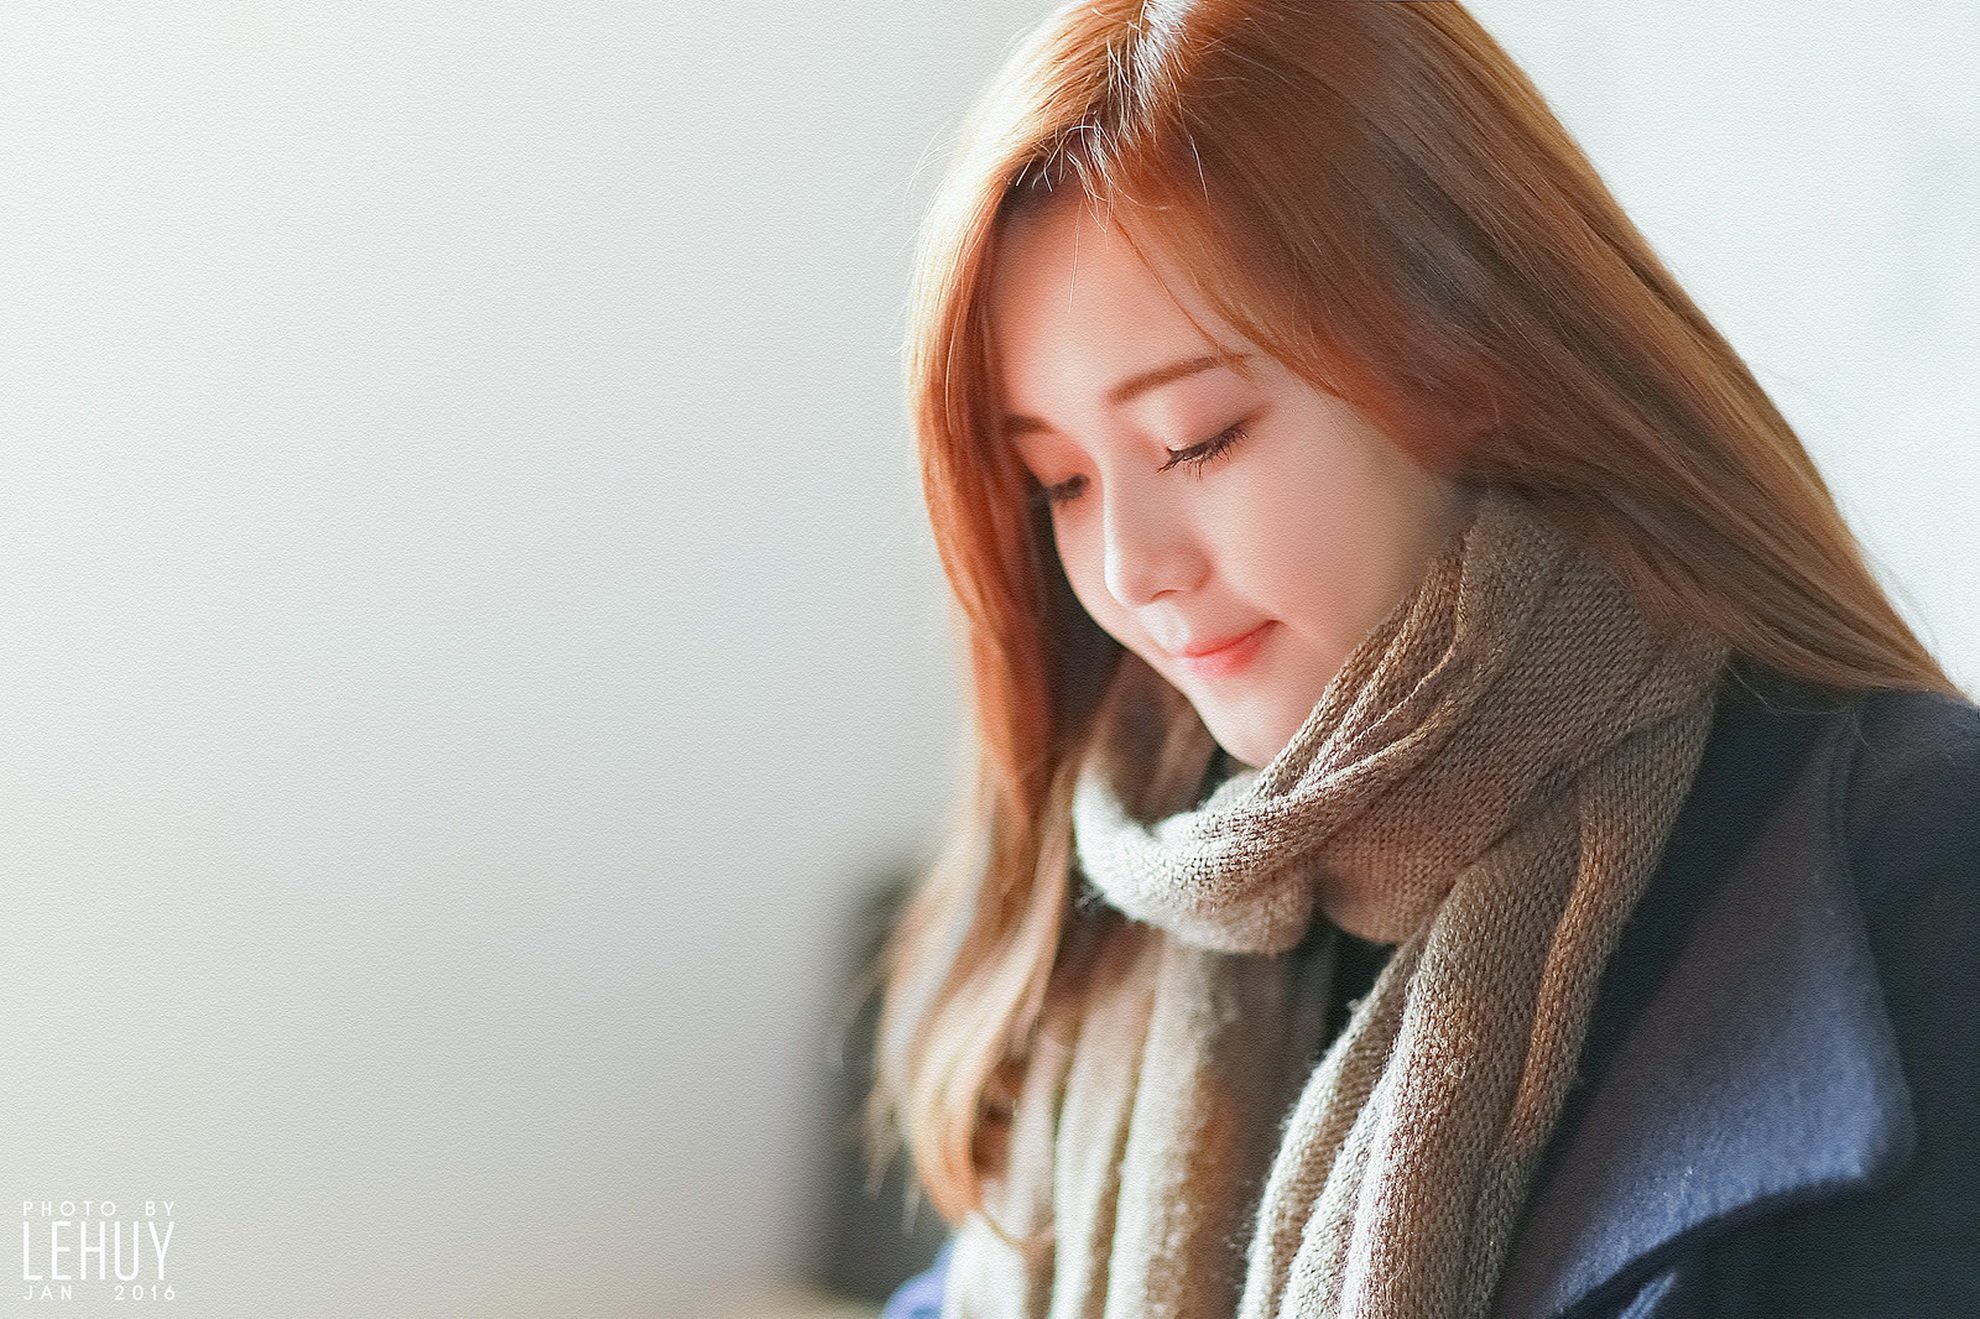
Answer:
[
  {"xmin": 1660, "ymin": 685, "xmax": 1980, "ymax": 1317},
  {"xmin": 1840, "ymin": 688, "xmax": 1980, "ymax": 905},
  {"xmin": 1502, "ymin": 677, "xmax": 1980, "ymax": 1319}
]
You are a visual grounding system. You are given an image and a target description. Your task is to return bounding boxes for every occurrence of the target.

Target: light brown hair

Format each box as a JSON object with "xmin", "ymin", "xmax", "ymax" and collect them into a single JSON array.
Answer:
[{"xmin": 878, "ymin": 0, "xmax": 1953, "ymax": 1221}]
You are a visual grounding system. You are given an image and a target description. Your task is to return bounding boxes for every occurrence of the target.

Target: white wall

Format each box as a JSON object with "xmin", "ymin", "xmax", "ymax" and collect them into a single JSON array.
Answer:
[
  {"xmin": 2, "ymin": 2, "xmax": 1024, "ymax": 1314},
  {"xmin": 2, "ymin": 2, "xmax": 1973, "ymax": 1317}
]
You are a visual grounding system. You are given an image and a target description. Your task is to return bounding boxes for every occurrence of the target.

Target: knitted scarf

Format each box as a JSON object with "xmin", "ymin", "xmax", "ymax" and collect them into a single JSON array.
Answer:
[{"xmin": 942, "ymin": 493, "xmax": 1726, "ymax": 1319}]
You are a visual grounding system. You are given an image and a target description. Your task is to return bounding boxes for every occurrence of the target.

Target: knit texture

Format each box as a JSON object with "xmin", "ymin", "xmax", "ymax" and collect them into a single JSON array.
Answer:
[{"xmin": 942, "ymin": 493, "xmax": 1726, "ymax": 1319}]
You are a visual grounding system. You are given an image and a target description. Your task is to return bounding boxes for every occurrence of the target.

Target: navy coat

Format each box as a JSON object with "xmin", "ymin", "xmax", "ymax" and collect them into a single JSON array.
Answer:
[{"xmin": 887, "ymin": 674, "xmax": 1980, "ymax": 1318}]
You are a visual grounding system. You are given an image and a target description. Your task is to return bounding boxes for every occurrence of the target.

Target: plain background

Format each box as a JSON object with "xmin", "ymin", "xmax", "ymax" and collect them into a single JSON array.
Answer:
[{"xmin": 2, "ymin": 1, "xmax": 1973, "ymax": 1314}]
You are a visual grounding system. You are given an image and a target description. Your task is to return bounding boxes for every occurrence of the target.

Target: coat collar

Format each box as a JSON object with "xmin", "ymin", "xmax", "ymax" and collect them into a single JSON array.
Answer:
[{"xmin": 1493, "ymin": 687, "xmax": 1917, "ymax": 1319}]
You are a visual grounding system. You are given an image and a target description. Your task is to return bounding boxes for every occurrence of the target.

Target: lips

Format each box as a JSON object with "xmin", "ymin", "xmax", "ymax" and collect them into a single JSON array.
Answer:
[{"xmin": 1173, "ymin": 622, "xmax": 1272, "ymax": 680}]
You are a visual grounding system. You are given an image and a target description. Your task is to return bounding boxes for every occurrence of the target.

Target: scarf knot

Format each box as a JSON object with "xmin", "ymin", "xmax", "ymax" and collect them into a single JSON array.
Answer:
[
  {"xmin": 1074, "ymin": 494, "xmax": 1720, "ymax": 949},
  {"xmin": 947, "ymin": 493, "xmax": 1726, "ymax": 1319}
]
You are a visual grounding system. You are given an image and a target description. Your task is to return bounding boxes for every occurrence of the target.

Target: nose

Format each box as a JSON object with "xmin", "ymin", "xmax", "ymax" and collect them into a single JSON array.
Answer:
[{"xmin": 1100, "ymin": 474, "xmax": 1207, "ymax": 608}]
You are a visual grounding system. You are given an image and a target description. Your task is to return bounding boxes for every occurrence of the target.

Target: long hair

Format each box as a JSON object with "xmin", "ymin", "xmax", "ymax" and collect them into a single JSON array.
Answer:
[{"xmin": 877, "ymin": 0, "xmax": 1954, "ymax": 1222}]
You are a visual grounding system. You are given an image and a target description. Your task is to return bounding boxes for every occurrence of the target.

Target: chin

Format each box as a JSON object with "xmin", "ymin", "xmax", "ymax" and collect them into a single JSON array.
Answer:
[
  {"xmin": 1201, "ymin": 720, "xmax": 1283, "ymax": 772},
  {"xmin": 1203, "ymin": 670, "xmax": 1350, "ymax": 768},
  {"xmin": 1173, "ymin": 673, "xmax": 1315, "ymax": 769}
]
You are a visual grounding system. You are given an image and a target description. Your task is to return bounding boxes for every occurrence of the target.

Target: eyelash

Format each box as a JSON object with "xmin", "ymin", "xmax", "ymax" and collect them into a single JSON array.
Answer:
[
  {"xmin": 1036, "ymin": 422, "xmax": 1249, "ymax": 507},
  {"xmin": 1041, "ymin": 475, "xmax": 1089, "ymax": 505},
  {"xmin": 1158, "ymin": 422, "xmax": 1247, "ymax": 477}
]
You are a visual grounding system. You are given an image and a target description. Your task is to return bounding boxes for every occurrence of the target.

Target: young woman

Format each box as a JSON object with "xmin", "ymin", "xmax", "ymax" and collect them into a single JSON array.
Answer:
[{"xmin": 877, "ymin": 2, "xmax": 1980, "ymax": 1315}]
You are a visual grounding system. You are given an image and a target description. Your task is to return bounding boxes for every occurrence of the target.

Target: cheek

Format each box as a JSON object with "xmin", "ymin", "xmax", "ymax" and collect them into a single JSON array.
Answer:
[
  {"xmin": 1205, "ymin": 482, "xmax": 1403, "ymax": 647},
  {"xmin": 1198, "ymin": 479, "xmax": 1328, "ymax": 587}
]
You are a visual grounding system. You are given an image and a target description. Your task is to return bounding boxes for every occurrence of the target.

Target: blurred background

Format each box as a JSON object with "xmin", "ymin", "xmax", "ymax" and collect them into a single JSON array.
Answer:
[{"xmin": 2, "ymin": 1, "xmax": 1973, "ymax": 1315}]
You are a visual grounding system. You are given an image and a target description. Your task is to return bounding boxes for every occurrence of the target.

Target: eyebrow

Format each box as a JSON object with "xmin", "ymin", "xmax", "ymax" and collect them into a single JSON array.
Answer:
[
  {"xmin": 1002, "ymin": 353, "xmax": 1246, "ymax": 439},
  {"xmin": 1105, "ymin": 353, "xmax": 1235, "ymax": 406}
]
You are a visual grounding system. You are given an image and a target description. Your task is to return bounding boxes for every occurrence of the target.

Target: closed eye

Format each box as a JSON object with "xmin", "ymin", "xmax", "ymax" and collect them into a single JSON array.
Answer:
[
  {"xmin": 1158, "ymin": 422, "xmax": 1247, "ymax": 475},
  {"xmin": 1037, "ymin": 472, "xmax": 1089, "ymax": 506}
]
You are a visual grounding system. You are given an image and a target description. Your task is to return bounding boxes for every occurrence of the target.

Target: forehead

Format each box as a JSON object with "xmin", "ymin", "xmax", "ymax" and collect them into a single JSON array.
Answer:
[{"xmin": 988, "ymin": 201, "xmax": 1245, "ymax": 408}]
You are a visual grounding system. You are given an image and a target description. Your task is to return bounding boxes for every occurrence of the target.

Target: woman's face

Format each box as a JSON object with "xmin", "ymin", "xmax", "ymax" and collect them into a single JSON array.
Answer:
[{"xmin": 989, "ymin": 202, "xmax": 1460, "ymax": 767}]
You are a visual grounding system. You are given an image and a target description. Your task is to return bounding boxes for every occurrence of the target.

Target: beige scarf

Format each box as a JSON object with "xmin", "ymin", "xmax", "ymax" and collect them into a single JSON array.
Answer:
[{"xmin": 943, "ymin": 493, "xmax": 1726, "ymax": 1319}]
